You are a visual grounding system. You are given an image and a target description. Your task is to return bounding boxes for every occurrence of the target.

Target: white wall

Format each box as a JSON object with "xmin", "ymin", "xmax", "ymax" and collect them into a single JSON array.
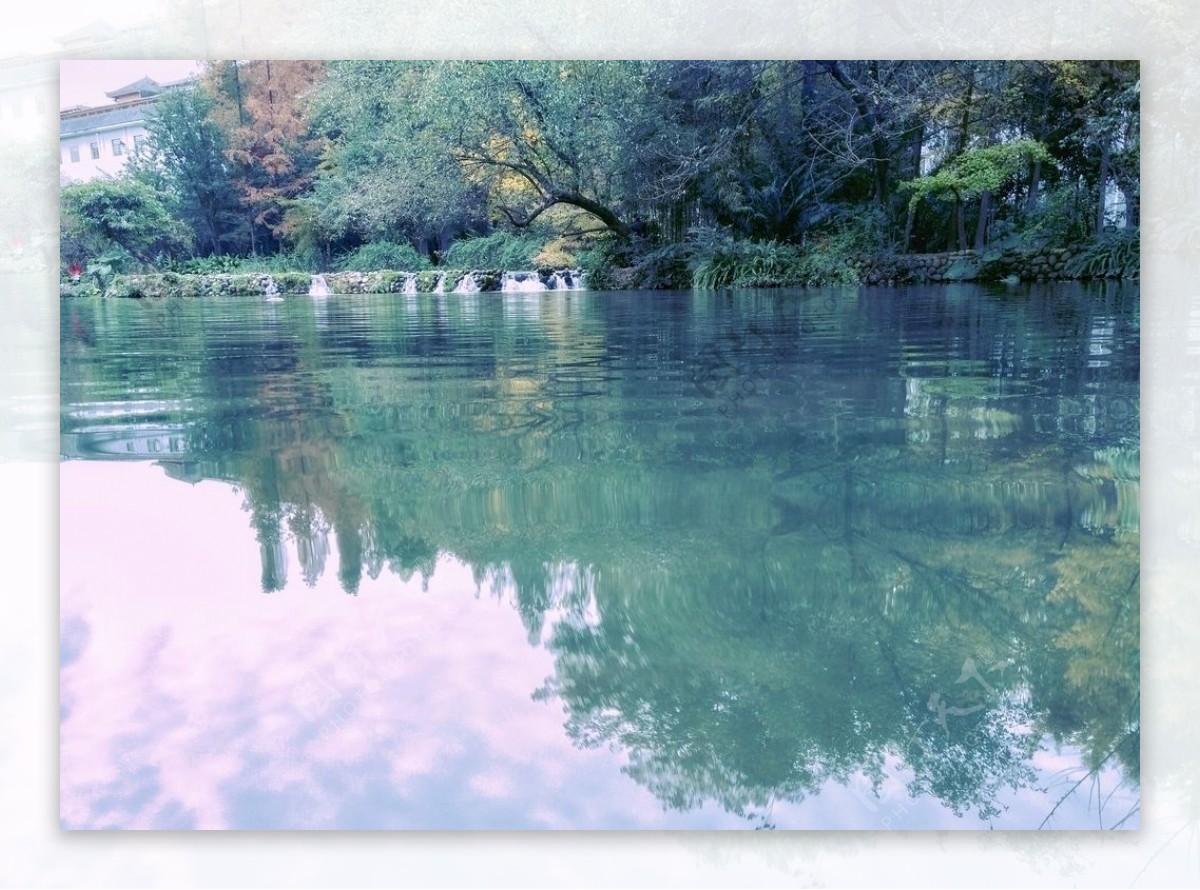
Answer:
[
  {"xmin": 0, "ymin": 82, "xmax": 54, "ymax": 140},
  {"xmin": 59, "ymin": 121, "xmax": 148, "ymax": 181}
]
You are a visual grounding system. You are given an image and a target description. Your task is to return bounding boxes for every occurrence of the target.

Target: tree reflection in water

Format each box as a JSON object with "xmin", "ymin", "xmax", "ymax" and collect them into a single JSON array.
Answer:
[{"xmin": 60, "ymin": 283, "xmax": 1139, "ymax": 827}]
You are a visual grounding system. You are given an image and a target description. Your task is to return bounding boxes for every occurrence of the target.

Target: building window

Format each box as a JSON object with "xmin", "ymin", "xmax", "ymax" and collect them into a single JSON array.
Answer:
[
  {"xmin": 90, "ymin": 142, "xmax": 100, "ymax": 160},
  {"xmin": 133, "ymin": 135, "xmax": 146, "ymax": 153},
  {"xmin": 111, "ymin": 138, "xmax": 124, "ymax": 156},
  {"xmin": 69, "ymin": 146, "xmax": 80, "ymax": 163}
]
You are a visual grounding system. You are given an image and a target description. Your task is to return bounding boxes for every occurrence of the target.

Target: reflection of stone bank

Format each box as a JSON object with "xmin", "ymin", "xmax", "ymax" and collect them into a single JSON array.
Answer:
[{"xmin": 61, "ymin": 427, "xmax": 195, "ymax": 462}]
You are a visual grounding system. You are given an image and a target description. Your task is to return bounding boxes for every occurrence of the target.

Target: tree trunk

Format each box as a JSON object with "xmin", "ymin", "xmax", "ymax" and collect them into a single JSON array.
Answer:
[
  {"xmin": 1123, "ymin": 184, "xmax": 1140, "ymax": 227},
  {"xmin": 908, "ymin": 122, "xmax": 924, "ymax": 179},
  {"xmin": 900, "ymin": 123, "xmax": 922, "ymax": 253},
  {"xmin": 956, "ymin": 201, "xmax": 968, "ymax": 252},
  {"xmin": 956, "ymin": 74, "xmax": 974, "ymax": 155},
  {"xmin": 1096, "ymin": 139, "xmax": 1111, "ymax": 234},
  {"xmin": 502, "ymin": 190, "xmax": 628, "ymax": 237},
  {"xmin": 974, "ymin": 190, "xmax": 991, "ymax": 250},
  {"xmin": 802, "ymin": 60, "xmax": 817, "ymax": 104},
  {"xmin": 555, "ymin": 192, "xmax": 629, "ymax": 237},
  {"xmin": 1025, "ymin": 159, "xmax": 1041, "ymax": 217}
]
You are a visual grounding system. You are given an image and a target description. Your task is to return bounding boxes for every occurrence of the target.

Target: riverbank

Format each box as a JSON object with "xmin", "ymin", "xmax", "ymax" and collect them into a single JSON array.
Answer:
[
  {"xmin": 59, "ymin": 242, "xmax": 1137, "ymax": 299},
  {"xmin": 854, "ymin": 242, "xmax": 1138, "ymax": 286},
  {"xmin": 60, "ymin": 268, "xmax": 586, "ymax": 299}
]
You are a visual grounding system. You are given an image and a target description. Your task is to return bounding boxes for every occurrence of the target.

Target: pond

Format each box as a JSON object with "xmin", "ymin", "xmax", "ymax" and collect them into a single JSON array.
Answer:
[{"xmin": 60, "ymin": 282, "xmax": 1140, "ymax": 830}]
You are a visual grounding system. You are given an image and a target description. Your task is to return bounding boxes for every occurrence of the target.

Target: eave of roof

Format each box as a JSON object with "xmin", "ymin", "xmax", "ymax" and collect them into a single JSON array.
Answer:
[
  {"xmin": 59, "ymin": 102, "xmax": 151, "ymax": 138},
  {"xmin": 105, "ymin": 75, "xmax": 161, "ymax": 99}
]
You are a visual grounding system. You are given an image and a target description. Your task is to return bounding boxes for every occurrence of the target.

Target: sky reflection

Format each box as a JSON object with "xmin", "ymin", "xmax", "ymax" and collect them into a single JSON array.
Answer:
[{"xmin": 60, "ymin": 461, "xmax": 1135, "ymax": 829}]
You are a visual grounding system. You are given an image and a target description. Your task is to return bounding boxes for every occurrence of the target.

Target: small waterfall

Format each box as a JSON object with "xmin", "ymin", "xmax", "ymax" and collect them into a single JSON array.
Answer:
[
  {"xmin": 402, "ymin": 273, "xmax": 418, "ymax": 296},
  {"xmin": 309, "ymin": 274, "xmax": 331, "ymax": 297},
  {"xmin": 502, "ymin": 271, "xmax": 547, "ymax": 293},
  {"xmin": 433, "ymin": 272, "xmax": 446, "ymax": 295},
  {"xmin": 453, "ymin": 272, "xmax": 481, "ymax": 294},
  {"xmin": 263, "ymin": 275, "xmax": 283, "ymax": 302},
  {"xmin": 548, "ymin": 270, "xmax": 586, "ymax": 291}
]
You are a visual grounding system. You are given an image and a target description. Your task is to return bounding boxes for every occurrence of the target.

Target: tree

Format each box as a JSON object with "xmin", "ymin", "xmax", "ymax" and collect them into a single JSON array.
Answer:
[
  {"xmin": 96, "ymin": 60, "xmax": 1140, "ymax": 271},
  {"xmin": 60, "ymin": 178, "xmax": 190, "ymax": 268},
  {"xmin": 205, "ymin": 61, "xmax": 327, "ymax": 254},
  {"xmin": 127, "ymin": 88, "xmax": 246, "ymax": 256},
  {"xmin": 899, "ymin": 139, "xmax": 1055, "ymax": 250},
  {"xmin": 304, "ymin": 61, "xmax": 489, "ymax": 257},
  {"xmin": 309, "ymin": 61, "xmax": 665, "ymax": 249},
  {"xmin": 429, "ymin": 61, "xmax": 656, "ymax": 236}
]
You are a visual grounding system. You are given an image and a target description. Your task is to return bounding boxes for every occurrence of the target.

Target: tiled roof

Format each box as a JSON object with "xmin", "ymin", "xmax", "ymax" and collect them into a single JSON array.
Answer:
[
  {"xmin": 60, "ymin": 102, "xmax": 150, "ymax": 138},
  {"xmin": 105, "ymin": 76, "xmax": 161, "ymax": 98}
]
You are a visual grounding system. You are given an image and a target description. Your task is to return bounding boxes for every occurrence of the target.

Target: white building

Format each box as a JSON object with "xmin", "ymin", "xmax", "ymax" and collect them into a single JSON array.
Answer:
[
  {"xmin": 59, "ymin": 75, "xmax": 191, "ymax": 182},
  {"xmin": 0, "ymin": 59, "xmax": 56, "ymax": 143}
]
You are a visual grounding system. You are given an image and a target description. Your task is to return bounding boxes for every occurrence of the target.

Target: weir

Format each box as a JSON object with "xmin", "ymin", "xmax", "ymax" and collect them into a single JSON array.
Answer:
[
  {"xmin": 83, "ymin": 268, "xmax": 590, "ymax": 299},
  {"xmin": 501, "ymin": 269, "xmax": 586, "ymax": 292},
  {"xmin": 453, "ymin": 272, "xmax": 481, "ymax": 294},
  {"xmin": 309, "ymin": 274, "xmax": 331, "ymax": 297}
]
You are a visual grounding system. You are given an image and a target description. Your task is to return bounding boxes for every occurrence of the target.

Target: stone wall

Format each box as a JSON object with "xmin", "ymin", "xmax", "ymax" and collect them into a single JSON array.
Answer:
[
  {"xmin": 64, "ymin": 268, "xmax": 582, "ymax": 298},
  {"xmin": 857, "ymin": 246, "xmax": 1085, "ymax": 286},
  {"xmin": 60, "ymin": 246, "xmax": 1127, "ymax": 298}
]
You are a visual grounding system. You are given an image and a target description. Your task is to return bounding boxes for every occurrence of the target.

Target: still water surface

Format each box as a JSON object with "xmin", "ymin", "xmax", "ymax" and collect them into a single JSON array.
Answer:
[{"xmin": 60, "ymin": 283, "xmax": 1139, "ymax": 829}]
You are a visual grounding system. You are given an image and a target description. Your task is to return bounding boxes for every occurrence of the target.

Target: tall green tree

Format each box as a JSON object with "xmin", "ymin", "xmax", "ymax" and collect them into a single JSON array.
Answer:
[
  {"xmin": 304, "ymin": 61, "xmax": 488, "ymax": 256},
  {"xmin": 127, "ymin": 88, "xmax": 245, "ymax": 256}
]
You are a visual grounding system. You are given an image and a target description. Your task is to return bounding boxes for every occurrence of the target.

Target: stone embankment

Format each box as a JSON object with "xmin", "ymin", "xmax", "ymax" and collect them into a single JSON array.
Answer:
[
  {"xmin": 63, "ymin": 268, "xmax": 586, "ymax": 298},
  {"xmin": 857, "ymin": 246, "xmax": 1092, "ymax": 285}
]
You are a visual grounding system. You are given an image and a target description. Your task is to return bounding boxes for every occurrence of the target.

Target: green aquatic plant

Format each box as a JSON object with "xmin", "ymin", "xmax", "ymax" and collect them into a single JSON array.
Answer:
[{"xmin": 1067, "ymin": 229, "xmax": 1139, "ymax": 279}]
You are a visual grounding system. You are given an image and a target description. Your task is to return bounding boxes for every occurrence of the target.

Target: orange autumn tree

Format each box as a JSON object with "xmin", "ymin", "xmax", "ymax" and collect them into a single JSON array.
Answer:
[{"xmin": 205, "ymin": 61, "xmax": 327, "ymax": 255}]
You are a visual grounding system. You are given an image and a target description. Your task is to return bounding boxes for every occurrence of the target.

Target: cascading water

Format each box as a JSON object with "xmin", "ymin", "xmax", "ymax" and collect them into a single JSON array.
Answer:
[
  {"xmin": 263, "ymin": 275, "xmax": 283, "ymax": 302},
  {"xmin": 549, "ymin": 270, "xmax": 586, "ymax": 291},
  {"xmin": 281, "ymin": 268, "xmax": 588, "ymax": 297},
  {"xmin": 309, "ymin": 274, "xmax": 331, "ymax": 297},
  {"xmin": 453, "ymin": 272, "xmax": 481, "ymax": 294},
  {"xmin": 501, "ymin": 271, "xmax": 547, "ymax": 293}
]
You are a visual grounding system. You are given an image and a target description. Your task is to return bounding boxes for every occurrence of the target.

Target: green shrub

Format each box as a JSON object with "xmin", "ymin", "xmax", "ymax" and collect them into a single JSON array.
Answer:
[
  {"xmin": 1020, "ymin": 183, "xmax": 1094, "ymax": 247},
  {"xmin": 577, "ymin": 235, "xmax": 631, "ymax": 290},
  {"xmin": 1067, "ymin": 228, "xmax": 1140, "ymax": 279},
  {"xmin": 234, "ymin": 248, "xmax": 322, "ymax": 274},
  {"xmin": 84, "ymin": 246, "xmax": 137, "ymax": 292},
  {"xmin": 797, "ymin": 230, "xmax": 868, "ymax": 287},
  {"xmin": 274, "ymin": 272, "xmax": 314, "ymax": 294},
  {"xmin": 170, "ymin": 255, "xmax": 242, "ymax": 274},
  {"xmin": 167, "ymin": 250, "xmax": 323, "ymax": 275},
  {"xmin": 442, "ymin": 231, "xmax": 544, "ymax": 269},
  {"xmin": 416, "ymin": 271, "xmax": 442, "ymax": 293},
  {"xmin": 337, "ymin": 241, "xmax": 431, "ymax": 272},
  {"xmin": 626, "ymin": 242, "xmax": 697, "ymax": 289},
  {"xmin": 692, "ymin": 237, "xmax": 860, "ymax": 289},
  {"xmin": 61, "ymin": 178, "xmax": 191, "ymax": 271}
]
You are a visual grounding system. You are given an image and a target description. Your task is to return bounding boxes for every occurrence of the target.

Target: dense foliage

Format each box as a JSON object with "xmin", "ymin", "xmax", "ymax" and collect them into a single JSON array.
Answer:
[{"xmin": 61, "ymin": 60, "xmax": 1139, "ymax": 286}]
